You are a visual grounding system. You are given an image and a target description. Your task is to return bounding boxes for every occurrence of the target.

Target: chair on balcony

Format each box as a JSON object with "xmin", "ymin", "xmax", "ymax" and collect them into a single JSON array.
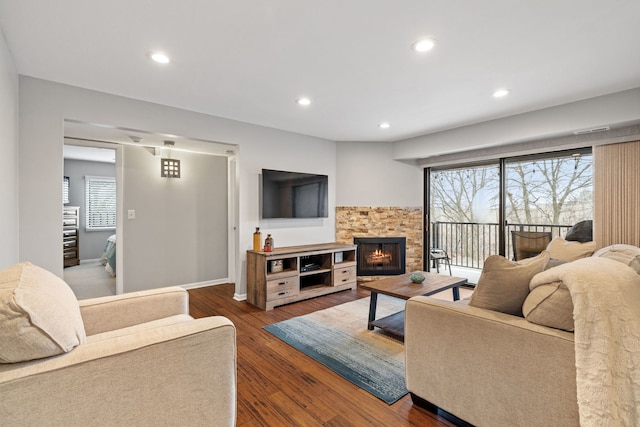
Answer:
[
  {"xmin": 511, "ymin": 231, "xmax": 552, "ymax": 261},
  {"xmin": 430, "ymin": 248, "xmax": 452, "ymax": 275}
]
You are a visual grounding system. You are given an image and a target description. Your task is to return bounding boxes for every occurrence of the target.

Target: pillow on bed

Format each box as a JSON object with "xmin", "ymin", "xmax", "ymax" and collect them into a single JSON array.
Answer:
[
  {"xmin": 546, "ymin": 237, "xmax": 596, "ymax": 261},
  {"xmin": 0, "ymin": 262, "xmax": 86, "ymax": 363},
  {"xmin": 469, "ymin": 251, "xmax": 550, "ymax": 316}
]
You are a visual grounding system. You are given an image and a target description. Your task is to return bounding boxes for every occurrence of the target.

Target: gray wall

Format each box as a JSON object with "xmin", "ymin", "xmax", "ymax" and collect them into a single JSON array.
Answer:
[
  {"xmin": 63, "ymin": 158, "xmax": 116, "ymax": 260},
  {"xmin": 336, "ymin": 141, "xmax": 422, "ymax": 207},
  {"xmin": 335, "ymin": 89, "xmax": 640, "ymax": 208},
  {"xmin": 19, "ymin": 72, "xmax": 638, "ymax": 294},
  {"xmin": 122, "ymin": 146, "xmax": 228, "ymax": 291},
  {"xmin": 18, "ymin": 76, "xmax": 336, "ymax": 297},
  {"xmin": 392, "ymin": 88, "xmax": 640, "ymax": 161},
  {"xmin": 0, "ymin": 29, "xmax": 18, "ymax": 268}
]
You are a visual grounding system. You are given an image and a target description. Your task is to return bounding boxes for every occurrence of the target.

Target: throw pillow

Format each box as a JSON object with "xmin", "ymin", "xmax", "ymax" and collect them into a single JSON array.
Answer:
[
  {"xmin": 564, "ymin": 220, "xmax": 593, "ymax": 242},
  {"xmin": 469, "ymin": 251, "xmax": 550, "ymax": 316},
  {"xmin": 592, "ymin": 244, "xmax": 640, "ymax": 275},
  {"xmin": 545, "ymin": 258, "xmax": 567, "ymax": 270},
  {"xmin": 522, "ymin": 282, "xmax": 574, "ymax": 331},
  {"xmin": 0, "ymin": 262, "xmax": 86, "ymax": 363},
  {"xmin": 546, "ymin": 237, "xmax": 596, "ymax": 261}
]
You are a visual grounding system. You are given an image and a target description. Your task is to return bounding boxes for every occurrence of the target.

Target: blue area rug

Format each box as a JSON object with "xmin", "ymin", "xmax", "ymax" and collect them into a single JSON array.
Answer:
[{"xmin": 264, "ymin": 296, "xmax": 408, "ymax": 404}]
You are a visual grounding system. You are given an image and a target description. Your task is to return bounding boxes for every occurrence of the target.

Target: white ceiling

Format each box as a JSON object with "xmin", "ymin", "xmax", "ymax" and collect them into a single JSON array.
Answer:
[
  {"xmin": 1, "ymin": 1, "xmax": 639, "ymax": 143},
  {"xmin": 63, "ymin": 144, "xmax": 116, "ymax": 163}
]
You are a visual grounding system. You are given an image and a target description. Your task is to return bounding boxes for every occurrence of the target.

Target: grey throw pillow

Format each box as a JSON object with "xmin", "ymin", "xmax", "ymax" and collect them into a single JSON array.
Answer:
[{"xmin": 564, "ymin": 220, "xmax": 592, "ymax": 242}]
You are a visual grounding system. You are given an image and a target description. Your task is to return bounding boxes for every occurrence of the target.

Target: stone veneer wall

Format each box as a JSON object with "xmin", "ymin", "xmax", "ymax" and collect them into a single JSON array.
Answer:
[{"xmin": 335, "ymin": 206, "xmax": 423, "ymax": 279}]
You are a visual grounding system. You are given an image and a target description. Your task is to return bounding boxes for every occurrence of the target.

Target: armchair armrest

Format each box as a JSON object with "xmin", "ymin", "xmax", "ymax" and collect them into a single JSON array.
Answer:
[
  {"xmin": 79, "ymin": 286, "xmax": 189, "ymax": 335},
  {"xmin": 0, "ymin": 316, "xmax": 236, "ymax": 427}
]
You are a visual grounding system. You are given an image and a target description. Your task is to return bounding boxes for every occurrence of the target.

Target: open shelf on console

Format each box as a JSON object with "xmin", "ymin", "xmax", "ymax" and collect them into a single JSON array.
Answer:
[
  {"xmin": 300, "ymin": 271, "xmax": 332, "ymax": 290},
  {"xmin": 266, "ymin": 256, "xmax": 297, "ymax": 276},
  {"xmin": 333, "ymin": 249, "xmax": 356, "ymax": 264},
  {"xmin": 299, "ymin": 253, "xmax": 332, "ymax": 273}
]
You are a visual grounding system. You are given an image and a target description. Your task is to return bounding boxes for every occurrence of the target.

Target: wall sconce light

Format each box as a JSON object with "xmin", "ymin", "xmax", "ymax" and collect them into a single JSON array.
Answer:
[
  {"xmin": 160, "ymin": 140, "xmax": 180, "ymax": 178},
  {"xmin": 161, "ymin": 158, "xmax": 181, "ymax": 178}
]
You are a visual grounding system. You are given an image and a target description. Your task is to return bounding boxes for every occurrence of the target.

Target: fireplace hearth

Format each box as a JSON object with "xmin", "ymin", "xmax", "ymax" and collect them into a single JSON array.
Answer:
[{"xmin": 354, "ymin": 237, "xmax": 406, "ymax": 276}]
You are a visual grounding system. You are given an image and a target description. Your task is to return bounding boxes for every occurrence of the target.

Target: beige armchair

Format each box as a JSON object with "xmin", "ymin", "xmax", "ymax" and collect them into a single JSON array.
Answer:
[{"xmin": 0, "ymin": 262, "xmax": 236, "ymax": 427}]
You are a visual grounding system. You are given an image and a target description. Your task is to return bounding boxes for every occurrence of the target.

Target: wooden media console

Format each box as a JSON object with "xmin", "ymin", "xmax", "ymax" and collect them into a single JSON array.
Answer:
[{"xmin": 246, "ymin": 243, "xmax": 357, "ymax": 310}]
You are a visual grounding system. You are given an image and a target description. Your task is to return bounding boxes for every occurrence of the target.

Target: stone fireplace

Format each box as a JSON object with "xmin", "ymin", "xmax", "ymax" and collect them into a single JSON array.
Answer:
[
  {"xmin": 336, "ymin": 206, "xmax": 423, "ymax": 280},
  {"xmin": 354, "ymin": 237, "xmax": 406, "ymax": 276}
]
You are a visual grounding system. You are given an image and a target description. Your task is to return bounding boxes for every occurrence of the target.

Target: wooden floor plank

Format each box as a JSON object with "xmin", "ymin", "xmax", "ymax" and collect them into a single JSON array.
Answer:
[{"xmin": 188, "ymin": 284, "xmax": 459, "ymax": 427}]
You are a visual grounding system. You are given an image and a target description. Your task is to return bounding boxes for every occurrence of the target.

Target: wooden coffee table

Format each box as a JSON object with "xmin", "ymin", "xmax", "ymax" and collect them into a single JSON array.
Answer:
[{"xmin": 359, "ymin": 272, "xmax": 467, "ymax": 339}]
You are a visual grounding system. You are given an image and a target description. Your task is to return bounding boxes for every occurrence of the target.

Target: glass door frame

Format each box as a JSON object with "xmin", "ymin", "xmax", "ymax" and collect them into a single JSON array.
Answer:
[{"xmin": 423, "ymin": 147, "xmax": 592, "ymax": 271}]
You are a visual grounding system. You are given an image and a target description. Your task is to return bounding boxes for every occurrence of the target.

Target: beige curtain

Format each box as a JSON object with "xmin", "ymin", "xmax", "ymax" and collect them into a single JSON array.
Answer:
[{"xmin": 593, "ymin": 140, "xmax": 640, "ymax": 248}]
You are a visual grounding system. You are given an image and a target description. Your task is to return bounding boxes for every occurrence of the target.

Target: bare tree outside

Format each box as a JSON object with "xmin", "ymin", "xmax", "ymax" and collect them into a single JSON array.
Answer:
[
  {"xmin": 505, "ymin": 154, "xmax": 593, "ymax": 225},
  {"xmin": 429, "ymin": 152, "xmax": 593, "ymax": 268},
  {"xmin": 430, "ymin": 165, "xmax": 499, "ymax": 223},
  {"xmin": 430, "ymin": 165, "xmax": 499, "ymax": 267}
]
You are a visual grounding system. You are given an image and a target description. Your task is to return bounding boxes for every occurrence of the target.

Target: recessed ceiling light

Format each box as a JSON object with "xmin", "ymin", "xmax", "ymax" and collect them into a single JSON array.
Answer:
[
  {"xmin": 150, "ymin": 52, "xmax": 170, "ymax": 64},
  {"xmin": 412, "ymin": 38, "xmax": 436, "ymax": 53},
  {"xmin": 493, "ymin": 89, "xmax": 510, "ymax": 98},
  {"xmin": 379, "ymin": 122, "xmax": 391, "ymax": 129},
  {"xmin": 297, "ymin": 97, "xmax": 311, "ymax": 106}
]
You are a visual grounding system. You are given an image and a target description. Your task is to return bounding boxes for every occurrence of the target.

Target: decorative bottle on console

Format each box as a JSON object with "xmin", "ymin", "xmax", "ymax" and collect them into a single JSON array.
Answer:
[
  {"xmin": 253, "ymin": 227, "xmax": 262, "ymax": 252},
  {"xmin": 264, "ymin": 234, "xmax": 274, "ymax": 252}
]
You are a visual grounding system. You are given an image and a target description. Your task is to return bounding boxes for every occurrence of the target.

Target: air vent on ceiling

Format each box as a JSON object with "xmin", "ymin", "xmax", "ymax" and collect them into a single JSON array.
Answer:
[{"xmin": 573, "ymin": 126, "xmax": 610, "ymax": 135}]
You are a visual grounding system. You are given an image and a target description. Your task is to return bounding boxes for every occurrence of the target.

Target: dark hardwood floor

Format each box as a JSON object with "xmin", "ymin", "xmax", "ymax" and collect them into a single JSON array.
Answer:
[{"xmin": 188, "ymin": 283, "xmax": 458, "ymax": 427}]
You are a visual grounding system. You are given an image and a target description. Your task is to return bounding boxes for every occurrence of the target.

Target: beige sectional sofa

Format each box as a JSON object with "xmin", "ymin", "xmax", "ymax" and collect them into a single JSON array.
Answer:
[
  {"xmin": 405, "ymin": 242, "xmax": 640, "ymax": 427},
  {"xmin": 0, "ymin": 262, "xmax": 237, "ymax": 426},
  {"xmin": 405, "ymin": 296, "xmax": 578, "ymax": 426}
]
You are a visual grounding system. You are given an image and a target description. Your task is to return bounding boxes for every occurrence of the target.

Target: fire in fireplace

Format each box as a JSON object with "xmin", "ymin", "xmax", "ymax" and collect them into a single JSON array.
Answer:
[{"xmin": 354, "ymin": 237, "xmax": 406, "ymax": 276}]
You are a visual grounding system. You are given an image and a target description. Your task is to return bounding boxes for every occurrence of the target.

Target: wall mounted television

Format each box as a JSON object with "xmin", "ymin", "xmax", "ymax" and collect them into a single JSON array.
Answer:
[{"xmin": 261, "ymin": 169, "xmax": 328, "ymax": 219}]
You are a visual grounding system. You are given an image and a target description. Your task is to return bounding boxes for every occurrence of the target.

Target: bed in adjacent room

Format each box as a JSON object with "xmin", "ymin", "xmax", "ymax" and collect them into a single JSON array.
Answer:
[{"xmin": 100, "ymin": 234, "xmax": 116, "ymax": 277}]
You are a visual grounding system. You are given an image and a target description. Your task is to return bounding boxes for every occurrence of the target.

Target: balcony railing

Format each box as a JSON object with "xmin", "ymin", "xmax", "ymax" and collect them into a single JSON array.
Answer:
[{"xmin": 431, "ymin": 221, "xmax": 572, "ymax": 269}]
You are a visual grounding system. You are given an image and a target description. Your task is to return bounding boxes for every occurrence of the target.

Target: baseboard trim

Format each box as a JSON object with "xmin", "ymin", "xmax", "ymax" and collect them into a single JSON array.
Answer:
[
  {"xmin": 234, "ymin": 293, "xmax": 247, "ymax": 301},
  {"xmin": 180, "ymin": 278, "xmax": 229, "ymax": 290}
]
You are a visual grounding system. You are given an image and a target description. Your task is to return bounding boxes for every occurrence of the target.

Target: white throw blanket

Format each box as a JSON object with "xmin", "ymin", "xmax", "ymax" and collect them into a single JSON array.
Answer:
[{"xmin": 530, "ymin": 257, "xmax": 640, "ymax": 426}]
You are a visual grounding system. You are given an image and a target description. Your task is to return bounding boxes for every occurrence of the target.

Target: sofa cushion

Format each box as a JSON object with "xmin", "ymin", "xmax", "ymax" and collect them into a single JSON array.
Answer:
[
  {"xmin": 522, "ymin": 283, "xmax": 574, "ymax": 331},
  {"xmin": 0, "ymin": 262, "xmax": 86, "ymax": 363},
  {"xmin": 546, "ymin": 237, "xmax": 596, "ymax": 261},
  {"xmin": 564, "ymin": 220, "xmax": 593, "ymax": 242},
  {"xmin": 469, "ymin": 251, "xmax": 550, "ymax": 316},
  {"xmin": 592, "ymin": 244, "xmax": 640, "ymax": 275}
]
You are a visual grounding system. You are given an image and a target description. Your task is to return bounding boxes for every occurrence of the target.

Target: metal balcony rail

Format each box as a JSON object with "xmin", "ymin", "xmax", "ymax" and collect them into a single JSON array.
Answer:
[{"xmin": 430, "ymin": 221, "xmax": 572, "ymax": 269}]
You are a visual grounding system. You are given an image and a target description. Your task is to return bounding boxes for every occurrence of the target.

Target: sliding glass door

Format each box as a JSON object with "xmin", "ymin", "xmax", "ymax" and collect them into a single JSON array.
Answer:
[
  {"xmin": 428, "ymin": 163, "xmax": 500, "ymax": 269},
  {"xmin": 425, "ymin": 148, "xmax": 593, "ymax": 270},
  {"xmin": 504, "ymin": 149, "xmax": 593, "ymax": 258}
]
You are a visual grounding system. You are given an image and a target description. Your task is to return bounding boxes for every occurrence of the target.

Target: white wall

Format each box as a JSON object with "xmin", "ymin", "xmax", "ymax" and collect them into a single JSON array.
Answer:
[
  {"xmin": 0, "ymin": 29, "xmax": 18, "ymax": 268},
  {"xmin": 336, "ymin": 141, "xmax": 422, "ymax": 207},
  {"xmin": 18, "ymin": 76, "xmax": 336, "ymax": 296},
  {"xmin": 393, "ymin": 88, "xmax": 640, "ymax": 161}
]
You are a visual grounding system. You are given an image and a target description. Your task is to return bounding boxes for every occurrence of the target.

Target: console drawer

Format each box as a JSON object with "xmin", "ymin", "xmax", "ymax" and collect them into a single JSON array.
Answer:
[
  {"xmin": 333, "ymin": 265, "xmax": 356, "ymax": 285},
  {"xmin": 267, "ymin": 276, "xmax": 299, "ymax": 301}
]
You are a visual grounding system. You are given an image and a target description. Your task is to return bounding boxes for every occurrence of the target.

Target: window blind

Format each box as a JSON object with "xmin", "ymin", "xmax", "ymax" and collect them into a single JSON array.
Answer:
[
  {"xmin": 85, "ymin": 176, "xmax": 116, "ymax": 230},
  {"xmin": 594, "ymin": 140, "xmax": 640, "ymax": 248},
  {"xmin": 63, "ymin": 176, "xmax": 70, "ymax": 204}
]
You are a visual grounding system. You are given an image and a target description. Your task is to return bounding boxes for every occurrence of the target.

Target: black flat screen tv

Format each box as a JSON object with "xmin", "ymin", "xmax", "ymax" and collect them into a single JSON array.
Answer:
[{"xmin": 261, "ymin": 169, "xmax": 328, "ymax": 219}]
